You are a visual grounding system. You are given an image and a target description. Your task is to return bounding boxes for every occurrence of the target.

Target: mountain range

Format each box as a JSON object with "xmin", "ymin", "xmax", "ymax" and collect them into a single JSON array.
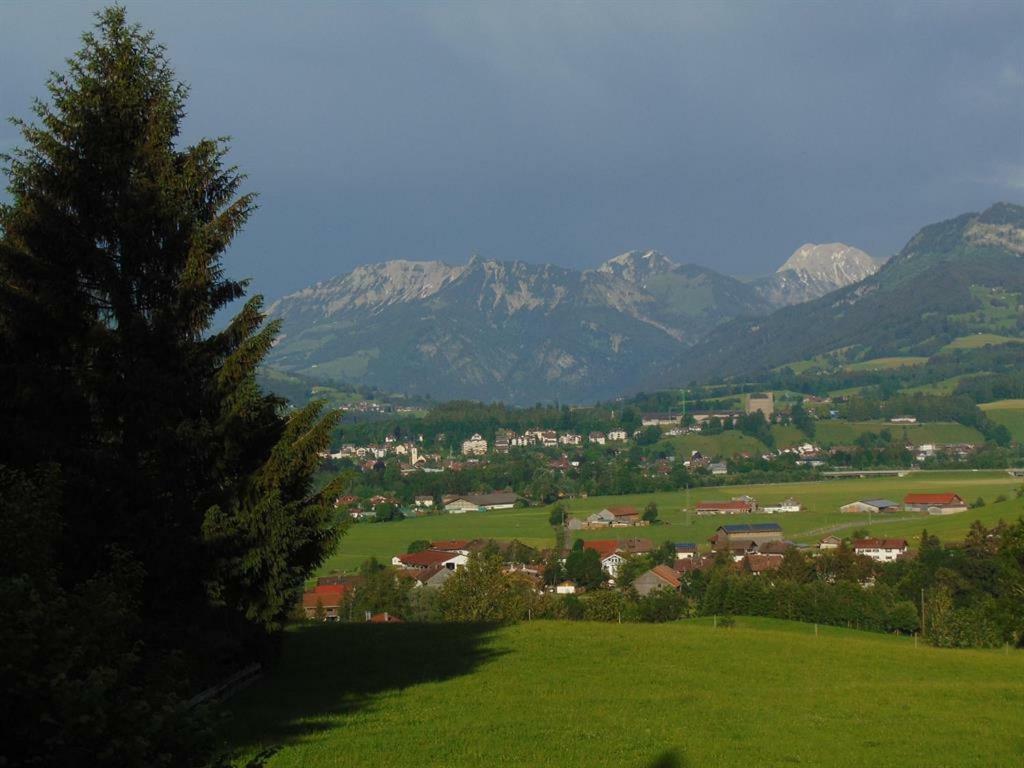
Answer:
[{"xmin": 264, "ymin": 239, "xmax": 879, "ymax": 403}]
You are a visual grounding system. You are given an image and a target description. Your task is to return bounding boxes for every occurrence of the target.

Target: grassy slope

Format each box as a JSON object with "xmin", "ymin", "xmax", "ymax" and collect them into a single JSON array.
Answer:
[
  {"xmin": 843, "ymin": 356, "xmax": 928, "ymax": 371},
  {"xmin": 222, "ymin": 618, "xmax": 1024, "ymax": 768},
  {"xmin": 940, "ymin": 333, "xmax": 1023, "ymax": 351},
  {"xmin": 980, "ymin": 400, "xmax": 1024, "ymax": 443},
  {"xmin": 323, "ymin": 471, "xmax": 1022, "ymax": 573}
]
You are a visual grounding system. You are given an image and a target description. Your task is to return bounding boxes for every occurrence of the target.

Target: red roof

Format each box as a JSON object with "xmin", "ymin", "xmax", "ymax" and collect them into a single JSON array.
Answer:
[
  {"xmin": 903, "ymin": 493, "xmax": 963, "ymax": 505},
  {"xmin": 302, "ymin": 583, "xmax": 350, "ymax": 609},
  {"xmin": 396, "ymin": 550, "xmax": 458, "ymax": 567},
  {"xmin": 583, "ymin": 540, "xmax": 620, "ymax": 557},
  {"xmin": 606, "ymin": 506, "xmax": 639, "ymax": 517},
  {"xmin": 696, "ymin": 500, "xmax": 751, "ymax": 511},
  {"xmin": 431, "ymin": 540, "xmax": 471, "ymax": 551},
  {"xmin": 649, "ymin": 564, "xmax": 682, "ymax": 588},
  {"xmin": 313, "ymin": 583, "xmax": 347, "ymax": 595},
  {"xmin": 853, "ymin": 538, "xmax": 908, "ymax": 550}
]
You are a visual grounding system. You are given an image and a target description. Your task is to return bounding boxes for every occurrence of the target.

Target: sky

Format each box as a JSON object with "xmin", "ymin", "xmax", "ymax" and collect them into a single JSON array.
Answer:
[{"xmin": 2, "ymin": 1, "xmax": 1023, "ymax": 301}]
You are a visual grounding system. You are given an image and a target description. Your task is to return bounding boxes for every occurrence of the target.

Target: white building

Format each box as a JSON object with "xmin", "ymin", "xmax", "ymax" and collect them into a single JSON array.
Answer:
[
  {"xmin": 853, "ymin": 538, "xmax": 908, "ymax": 562},
  {"xmin": 461, "ymin": 433, "xmax": 488, "ymax": 456},
  {"xmin": 607, "ymin": 429, "xmax": 628, "ymax": 441}
]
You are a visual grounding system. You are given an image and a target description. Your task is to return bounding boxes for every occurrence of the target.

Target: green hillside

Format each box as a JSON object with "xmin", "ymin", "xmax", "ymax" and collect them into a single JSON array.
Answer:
[
  {"xmin": 222, "ymin": 618, "xmax": 1024, "ymax": 767},
  {"xmin": 666, "ymin": 203, "xmax": 1024, "ymax": 383},
  {"xmin": 981, "ymin": 400, "xmax": 1024, "ymax": 442}
]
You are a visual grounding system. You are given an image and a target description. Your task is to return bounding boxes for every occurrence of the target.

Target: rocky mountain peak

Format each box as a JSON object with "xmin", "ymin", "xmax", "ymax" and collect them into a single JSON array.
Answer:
[
  {"xmin": 777, "ymin": 243, "xmax": 877, "ymax": 283},
  {"xmin": 596, "ymin": 250, "xmax": 677, "ymax": 284}
]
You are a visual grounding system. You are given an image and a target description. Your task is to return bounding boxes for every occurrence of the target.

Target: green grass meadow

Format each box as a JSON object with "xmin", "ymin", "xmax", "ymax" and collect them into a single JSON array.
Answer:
[
  {"xmin": 981, "ymin": 400, "xmax": 1024, "ymax": 443},
  {"xmin": 323, "ymin": 471, "xmax": 1023, "ymax": 573},
  {"xmin": 221, "ymin": 617, "xmax": 1024, "ymax": 767}
]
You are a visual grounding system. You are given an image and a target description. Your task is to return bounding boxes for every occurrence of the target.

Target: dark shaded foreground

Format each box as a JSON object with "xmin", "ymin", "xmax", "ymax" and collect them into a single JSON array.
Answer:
[{"xmin": 218, "ymin": 622, "xmax": 504, "ymax": 765}]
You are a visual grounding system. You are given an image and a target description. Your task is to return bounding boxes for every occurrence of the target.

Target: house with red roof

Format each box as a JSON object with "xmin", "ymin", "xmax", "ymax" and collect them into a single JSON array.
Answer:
[
  {"xmin": 391, "ymin": 549, "xmax": 467, "ymax": 570},
  {"xmin": 903, "ymin": 493, "xmax": 967, "ymax": 515},
  {"xmin": 300, "ymin": 583, "xmax": 352, "ymax": 621},
  {"xmin": 853, "ymin": 538, "xmax": 909, "ymax": 562}
]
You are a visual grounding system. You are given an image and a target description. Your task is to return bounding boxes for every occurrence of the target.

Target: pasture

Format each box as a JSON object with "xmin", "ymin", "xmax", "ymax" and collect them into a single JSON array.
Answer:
[
  {"xmin": 221, "ymin": 617, "xmax": 1024, "ymax": 768},
  {"xmin": 321, "ymin": 470, "xmax": 1022, "ymax": 573},
  {"xmin": 981, "ymin": 399, "xmax": 1024, "ymax": 442}
]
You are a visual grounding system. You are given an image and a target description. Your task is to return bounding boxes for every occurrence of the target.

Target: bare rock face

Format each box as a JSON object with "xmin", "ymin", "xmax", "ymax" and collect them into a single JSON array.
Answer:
[{"xmin": 756, "ymin": 243, "xmax": 878, "ymax": 306}]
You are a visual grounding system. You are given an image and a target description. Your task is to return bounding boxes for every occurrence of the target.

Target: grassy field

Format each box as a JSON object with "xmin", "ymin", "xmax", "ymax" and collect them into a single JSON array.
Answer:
[
  {"xmin": 813, "ymin": 420, "xmax": 984, "ymax": 446},
  {"xmin": 322, "ymin": 471, "xmax": 1022, "ymax": 573},
  {"xmin": 940, "ymin": 333, "xmax": 1023, "ymax": 352},
  {"xmin": 843, "ymin": 356, "xmax": 928, "ymax": 371},
  {"xmin": 221, "ymin": 617, "xmax": 1024, "ymax": 767},
  {"xmin": 980, "ymin": 400, "xmax": 1024, "ymax": 442}
]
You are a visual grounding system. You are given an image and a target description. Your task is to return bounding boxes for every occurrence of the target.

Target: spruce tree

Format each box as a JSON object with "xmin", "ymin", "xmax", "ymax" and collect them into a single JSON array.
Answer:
[{"xmin": 0, "ymin": 7, "xmax": 345, "ymax": 763}]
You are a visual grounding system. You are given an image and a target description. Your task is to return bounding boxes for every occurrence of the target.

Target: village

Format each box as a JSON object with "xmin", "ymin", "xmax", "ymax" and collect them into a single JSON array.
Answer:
[{"xmin": 301, "ymin": 489, "xmax": 973, "ymax": 620}]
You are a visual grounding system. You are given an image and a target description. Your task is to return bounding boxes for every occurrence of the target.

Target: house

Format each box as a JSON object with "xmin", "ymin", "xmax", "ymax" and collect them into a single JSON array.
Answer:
[
  {"xmin": 443, "ymin": 491, "xmax": 520, "ymax": 513},
  {"xmin": 839, "ymin": 499, "xmax": 901, "ymax": 515},
  {"xmin": 674, "ymin": 542, "xmax": 697, "ymax": 560},
  {"xmin": 555, "ymin": 581, "xmax": 578, "ymax": 595},
  {"xmin": 889, "ymin": 416, "xmax": 918, "ymax": 424},
  {"xmin": 300, "ymin": 583, "xmax": 351, "ymax": 621},
  {"xmin": 746, "ymin": 392, "xmax": 774, "ymax": 417},
  {"xmin": 580, "ymin": 540, "xmax": 631, "ymax": 578},
  {"xmin": 607, "ymin": 429, "xmax": 628, "ymax": 441},
  {"xmin": 902, "ymin": 493, "xmax": 967, "ymax": 515},
  {"xmin": 761, "ymin": 497, "xmax": 802, "ymax": 514},
  {"xmin": 641, "ymin": 412, "xmax": 680, "ymax": 426},
  {"xmin": 391, "ymin": 550, "xmax": 467, "ymax": 570},
  {"xmin": 674, "ymin": 554, "xmax": 716, "ymax": 575},
  {"xmin": 589, "ymin": 431, "xmax": 607, "ymax": 445},
  {"xmin": 461, "ymin": 433, "xmax": 488, "ymax": 456},
  {"xmin": 696, "ymin": 499, "xmax": 753, "ymax": 515},
  {"xmin": 633, "ymin": 565, "xmax": 682, "ymax": 596},
  {"xmin": 756, "ymin": 540, "xmax": 793, "ymax": 556},
  {"xmin": 565, "ymin": 515, "xmax": 586, "ymax": 531},
  {"xmin": 493, "ymin": 433, "xmax": 512, "ymax": 453},
  {"xmin": 367, "ymin": 612, "xmax": 403, "ymax": 623},
  {"xmin": 709, "ymin": 523, "xmax": 784, "ymax": 552},
  {"xmin": 709, "ymin": 462, "xmax": 729, "ymax": 476},
  {"xmin": 818, "ymin": 535, "xmax": 842, "ymax": 550},
  {"xmin": 853, "ymin": 538, "xmax": 909, "ymax": 562},
  {"xmin": 400, "ymin": 565, "xmax": 454, "ymax": 589},
  {"xmin": 743, "ymin": 553, "xmax": 784, "ymax": 575},
  {"xmin": 430, "ymin": 540, "xmax": 472, "ymax": 554},
  {"xmin": 558, "ymin": 432, "xmax": 583, "ymax": 446},
  {"xmin": 414, "ymin": 495, "xmax": 434, "ymax": 508}
]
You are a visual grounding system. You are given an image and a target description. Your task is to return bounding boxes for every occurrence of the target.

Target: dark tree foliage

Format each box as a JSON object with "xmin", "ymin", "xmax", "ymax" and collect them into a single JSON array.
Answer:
[{"xmin": 0, "ymin": 9, "xmax": 343, "ymax": 765}]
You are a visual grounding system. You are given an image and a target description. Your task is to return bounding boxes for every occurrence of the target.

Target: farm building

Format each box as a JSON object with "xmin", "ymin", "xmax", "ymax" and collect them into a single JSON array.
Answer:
[
  {"xmin": 633, "ymin": 565, "xmax": 682, "ymax": 596},
  {"xmin": 902, "ymin": 493, "xmax": 967, "ymax": 515},
  {"xmin": 674, "ymin": 542, "xmax": 697, "ymax": 560},
  {"xmin": 391, "ymin": 550, "xmax": 467, "ymax": 571},
  {"xmin": 853, "ymin": 538, "xmax": 909, "ymax": 562},
  {"xmin": 818, "ymin": 535, "xmax": 842, "ymax": 550},
  {"xmin": 443, "ymin": 491, "xmax": 520, "ymax": 513},
  {"xmin": 709, "ymin": 523, "xmax": 784, "ymax": 552},
  {"xmin": 586, "ymin": 506, "xmax": 643, "ymax": 527},
  {"xmin": 839, "ymin": 499, "xmax": 901, "ymax": 514},
  {"xmin": 742, "ymin": 553, "xmax": 784, "ymax": 575},
  {"xmin": 696, "ymin": 499, "xmax": 754, "ymax": 515},
  {"xmin": 762, "ymin": 497, "xmax": 802, "ymax": 514}
]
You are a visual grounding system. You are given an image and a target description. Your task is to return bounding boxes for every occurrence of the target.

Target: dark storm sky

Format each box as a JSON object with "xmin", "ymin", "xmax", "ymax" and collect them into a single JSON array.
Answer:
[{"xmin": 2, "ymin": 1, "xmax": 1022, "ymax": 300}]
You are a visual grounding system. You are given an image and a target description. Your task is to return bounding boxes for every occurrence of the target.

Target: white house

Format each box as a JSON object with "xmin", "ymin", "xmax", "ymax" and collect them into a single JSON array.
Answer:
[
  {"xmin": 607, "ymin": 429, "xmax": 628, "ymax": 441},
  {"xmin": 555, "ymin": 581, "xmax": 577, "ymax": 595},
  {"xmin": 853, "ymin": 538, "xmax": 908, "ymax": 562},
  {"xmin": 600, "ymin": 552, "xmax": 626, "ymax": 577},
  {"xmin": 589, "ymin": 431, "xmax": 606, "ymax": 445}
]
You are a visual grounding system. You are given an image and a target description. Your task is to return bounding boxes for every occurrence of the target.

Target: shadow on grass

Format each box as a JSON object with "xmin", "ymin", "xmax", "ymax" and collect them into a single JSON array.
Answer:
[
  {"xmin": 646, "ymin": 749, "xmax": 688, "ymax": 768},
  {"xmin": 219, "ymin": 622, "xmax": 504, "ymax": 764}
]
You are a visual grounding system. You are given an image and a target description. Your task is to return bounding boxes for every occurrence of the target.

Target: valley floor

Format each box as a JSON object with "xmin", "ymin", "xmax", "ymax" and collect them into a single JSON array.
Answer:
[{"xmin": 221, "ymin": 617, "xmax": 1024, "ymax": 767}]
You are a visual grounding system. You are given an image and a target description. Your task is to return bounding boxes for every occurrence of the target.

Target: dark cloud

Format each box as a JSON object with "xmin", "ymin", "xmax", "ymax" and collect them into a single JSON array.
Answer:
[{"xmin": 2, "ymin": 1, "xmax": 1022, "ymax": 299}]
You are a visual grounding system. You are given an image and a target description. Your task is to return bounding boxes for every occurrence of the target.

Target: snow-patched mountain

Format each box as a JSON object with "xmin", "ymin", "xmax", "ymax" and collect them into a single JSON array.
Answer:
[
  {"xmin": 754, "ymin": 243, "xmax": 878, "ymax": 306},
  {"xmin": 265, "ymin": 251, "xmax": 773, "ymax": 404}
]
